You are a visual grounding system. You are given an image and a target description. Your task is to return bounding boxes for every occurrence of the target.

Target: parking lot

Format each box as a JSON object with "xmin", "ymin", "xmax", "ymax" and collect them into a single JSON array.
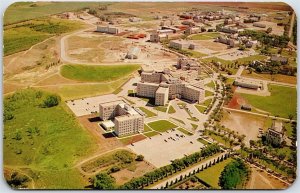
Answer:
[
  {"xmin": 66, "ymin": 94, "xmax": 120, "ymax": 116},
  {"xmin": 127, "ymin": 129, "xmax": 204, "ymax": 167}
]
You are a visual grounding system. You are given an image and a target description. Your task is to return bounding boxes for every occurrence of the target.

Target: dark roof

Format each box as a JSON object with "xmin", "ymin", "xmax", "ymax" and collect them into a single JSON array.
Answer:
[{"xmin": 270, "ymin": 55, "xmax": 288, "ymax": 63}]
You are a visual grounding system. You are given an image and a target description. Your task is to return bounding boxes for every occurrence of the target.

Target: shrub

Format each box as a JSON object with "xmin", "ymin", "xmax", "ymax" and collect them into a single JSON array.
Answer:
[
  {"xmin": 42, "ymin": 94, "xmax": 60, "ymax": 108},
  {"xmin": 109, "ymin": 166, "xmax": 121, "ymax": 173},
  {"xmin": 136, "ymin": 155, "xmax": 144, "ymax": 161}
]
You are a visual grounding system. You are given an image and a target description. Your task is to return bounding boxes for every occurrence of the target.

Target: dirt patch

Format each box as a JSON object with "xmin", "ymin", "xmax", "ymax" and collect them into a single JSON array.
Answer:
[
  {"xmin": 227, "ymin": 93, "xmax": 246, "ymax": 109},
  {"xmin": 34, "ymin": 73, "xmax": 80, "ymax": 86},
  {"xmin": 221, "ymin": 111, "xmax": 264, "ymax": 145},
  {"xmin": 111, "ymin": 161, "xmax": 156, "ymax": 185},
  {"xmin": 120, "ymin": 134, "xmax": 147, "ymax": 145},
  {"xmin": 246, "ymin": 166, "xmax": 288, "ymax": 189}
]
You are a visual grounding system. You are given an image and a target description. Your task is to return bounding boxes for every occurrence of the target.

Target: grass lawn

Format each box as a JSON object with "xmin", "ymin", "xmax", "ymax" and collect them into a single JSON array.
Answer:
[
  {"xmin": 4, "ymin": 17, "xmax": 85, "ymax": 56},
  {"xmin": 242, "ymin": 71, "xmax": 297, "ymax": 85},
  {"xmin": 60, "ymin": 64, "xmax": 140, "ymax": 82},
  {"xmin": 3, "ymin": 89, "xmax": 97, "ymax": 188},
  {"xmin": 195, "ymin": 105, "xmax": 206, "ymax": 114},
  {"xmin": 4, "ymin": 2, "xmax": 101, "ymax": 25},
  {"xmin": 184, "ymin": 49, "xmax": 207, "ymax": 58},
  {"xmin": 205, "ymin": 90, "xmax": 214, "ymax": 97},
  {"xmin": 195, "ymin": 158, "xmax": 233, "ymax": 188},
  {"xmin": 144, "ymin": 124, "xmax": 152, "ymax": 132},
  {"xmin": 177, "ymin": 128, "xmax": 193, "ymax": 136},
  {"xmin": 189, "ymin": 32, "xmax": 220, "ymax": 40},
  {"xmin": 171, "ymin": 117, "xmax": 185, "ymax": 125},
  {"xmin": 144, "ymin": 131, "xmax": 160, "ymax": 137},
  {"xmin": 191, "ymin": 123, "xmax": 198, "ymax": 130},
  {"xmin": 205, "ymin": 81, "xmax": 215, "ymax": 89},
  {"xmin": 197, "ymin": 138, "xmax": 211, "ymax": 145},
  {"xmin": 200, "ymin": 98, "xmax": 212, "ymax": 106},
  {"xmin": 148, "ymin": 120, "xmax": 177, "ymax": 132},
  {"xmin": 240, "ymin": 84, "xmax": 297, "ymax": 118},
  {"xmin": 154, "ymin": 106, "xmax": 168, "ymax": 112},
  {"xmin": 41, "ymin": 77, "xmax": 129, "ymax": 100},
  {"xmin": 81, "ymin": 149, "xmax": 136, "ymax": 173},
  {"xmin": 138, "ymin": 107, "xmax": 157, "ymax": 118},
  {"xmin": 167, "ymin": 105, "xmax": 176, "ymax": 114}
]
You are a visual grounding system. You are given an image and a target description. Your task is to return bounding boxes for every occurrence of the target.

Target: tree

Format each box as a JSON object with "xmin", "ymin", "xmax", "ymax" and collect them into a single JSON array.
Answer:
[
  {"xmin": 93, "ymin": 173, "xmax": 116, "ymax": 189},
  {"xmin": 266, "ymin": 27, "xmax": 272, "ymax": 34},
  {"xmin": 42, "ymin": 95, "xmax": 60, "ymax": 108},
  {"xmin": 136, "ymin": 155, "xmax": 144, "ymax": 161},
  {"xmin": 7, "ymin": 172, "xmax": 29, "ymax": 188}
]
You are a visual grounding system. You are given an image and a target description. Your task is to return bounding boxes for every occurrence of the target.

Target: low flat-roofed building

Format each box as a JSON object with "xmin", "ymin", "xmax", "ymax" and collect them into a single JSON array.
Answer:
[
  {"xmin": 177, "ymin": 57, "xmax": 200, "ymax": 70},
  {"xmin": 270, "ymin": 55, "xmax": 288, "ymax": 65},
  {"xmin": 101, "ymin": 120, "xmax": 115, "ymax": 131},
  {"xmin": 96, "ymin": 25, "xmax": 119, "ymax": 34},
  {"xmin": 253, "ymin": 22, "xmax": 266, "ymax": 28},
  {"xmin": 233, "ymin": 77, "xmax": 262, "ymax": 90},
  {"xmin": 169, "ymin": 40, "xmax": 195, "ymax": 50}
]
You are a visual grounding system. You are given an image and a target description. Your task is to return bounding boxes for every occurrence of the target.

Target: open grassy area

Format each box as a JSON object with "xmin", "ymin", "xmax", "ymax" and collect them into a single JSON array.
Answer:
[
  {"xmin": 242, "ymin": 71, "xmax": 297, "ymax": 85},
  {"xmin": 3, "ymin": 89, "xmax": 97, "ymax": 188},
  {"xmin": 200, "ymin": 98, "xmax": 213, "ymax": 106},
  {"xmin": 189, "ymin": 32, "xmax": 220, "ymax": 40},
  {"xmin": 240, "ymin": 84, "xmax": 297, "ymax": 118},
  {"xmin": 177, "ymin": 128, "xmax": 193, "ymax": 136},
  {"xmin": 195, "ymin": 158, "xmax": 233, "ymax": 188},
  {"xmin": 60, "ymin": 64, "xmax": 140, "ymax": 82},
  {"xmin": 191, "ymin": 123, "xmax": 198, "ymax": 130},
  {"xmin": 148, "ymin": 120, "xmax": 177, "ymax": 132},
  {"xmin": 41, "ymin": 77, "xmax": 129, "ymax": 100},
  {"xmin": 4, "ymin": 18, "xmax": 84, "ymax": 56},
  {"xmin": 4, "ymin": 2, "xmax": 102, "ymax": 25},
  {"xmin": 195, "ymin": 105, "xmax": 207, "ymax": 113},
  {"xmin": 138, "ymin": 107, "xmax": 157, "ymax": 118}
]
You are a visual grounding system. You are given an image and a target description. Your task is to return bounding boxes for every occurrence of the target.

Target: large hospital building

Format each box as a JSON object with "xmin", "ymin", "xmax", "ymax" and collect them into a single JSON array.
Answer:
[
  {"xmin": 137, "ymin": 69, "xmax": 205, "ymax": 106},
  {"xmin": 99, "ymin": 100, "xmax": 144, "ymax": 136}
]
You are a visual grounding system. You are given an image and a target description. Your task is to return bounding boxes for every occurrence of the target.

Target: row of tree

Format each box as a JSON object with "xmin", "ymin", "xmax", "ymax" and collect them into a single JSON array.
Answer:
[{"xmin": 119, "ymin": 144, "xmax": 221, "ymax": 189}]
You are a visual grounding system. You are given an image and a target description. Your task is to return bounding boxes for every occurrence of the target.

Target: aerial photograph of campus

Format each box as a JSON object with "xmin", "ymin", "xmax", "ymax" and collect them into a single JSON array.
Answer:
[{"xmin": 3, "ymin": 1, "xmax": 297, "ymax": 190}]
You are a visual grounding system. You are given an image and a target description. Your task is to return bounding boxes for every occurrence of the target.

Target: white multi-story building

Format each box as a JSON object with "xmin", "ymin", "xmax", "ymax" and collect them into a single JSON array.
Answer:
[{"xmin": 99, "ymin": 100, "xmax": 144, "ymax": 136}]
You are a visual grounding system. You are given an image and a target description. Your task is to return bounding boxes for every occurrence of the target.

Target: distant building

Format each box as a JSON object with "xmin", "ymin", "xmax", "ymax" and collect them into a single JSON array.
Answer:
[
  {"xmin": 169, "ymin": 40, "xmax": 195, "ymax": 50},
  {"xmin": 137, "ymin": 70, "xmax": 205, "ymax": 105},
  {"xmin": 215, "ymin": 36, "xmax": 239, "ymax": 48},
  {"xmin": 129, "ymin": 17, "xmax": 142, "ymax": 22},
  {"xmin": 219, "ymin": 26, "xmax": 243, "ymax": 34},
  {"xmin": 266, "ymin": 121, "xmax": 284, "ymax": 146},
  {"xmin": 270, "ymin": 55, "xmax": 288, "ymax": 65},
  {"xmin": 253, "ymin": 22, "xmax": 266, "ymax": 28},
  {"xmin": 184, "ymin": 27, "xmax": 200, "ymax": 35},
  {"xmin": 233, "ymin": 77, "xmax": 263, "ymax": 90},
  {"xmin": 96, "ymin": 26, "xmax": 119, "ymax": 34},
  {"xmin": 149, "ymin": 32, "xmax": 168, "ymax": 42},
  {"xmin": 99, "ymin": 100, "xmax": 144, "ymax": 136},
  {"xmin": 177, "ymin": 57, "xmax": 200, "ymax": 70},
  {"xmin": 126, "ymin": 47, "xmax": 141, "ymax": 59}
]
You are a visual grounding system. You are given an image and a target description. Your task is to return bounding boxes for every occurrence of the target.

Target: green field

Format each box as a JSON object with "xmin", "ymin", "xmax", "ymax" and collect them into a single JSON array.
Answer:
[
  {"xmin": 42, "ymin": 77, "xmax": 129, "ymax": 100},
  {"xmin": 184, "ymin": 49, "xmax": 207, "ymax": 58},
  {"xmin": 4, "ymin": 2, "xmax": 101, "ymax": 25},
  {"xmin": 197, "ymin": 138, "xmax": 211, "ymax": 145},
  {"xmin": 144, "ymin": 124, "xmax": 152, "ymax": 132},
  {"xmin": 177, "ymin": 128, "xmax": 193, "ymax": 136},
  {"xmin": 148, "ymin": 120, "xmax": 177, "ymax": 132},
  {"xmin": 154, "ymin": 106, "xmax": 168, "ymax": 112},
  {"xmin": 189, "ymin": 32, "xmax": 220, "ymax": 40},
  {"xmin": 205, "ymin": 81, "xmax": 215, "ymax": 89},
  {"xmin": 205, "ymin": 90, "xmax": 214, "ymax": 97},
  {"xmin": 3, "ymin": 89, "xmax": 97, "ymax": 188},
  {"xmin": 167, "ymin": 105, "xmax": 176, "ymax": 114},
  {"xmin": 144, "ymin": 131, "xmax": 160, "ymax": 137},
  {"xmin": 138, "ymin": 107, "xmax": 157, "ymax": 118},
  {"xmin": 200, "ymin": 98, "xmax": 213, "ymax": 106},
  {"xmin": 60, "ymin": 64, "xmax": 140, "ymax": 82},
  {"xmin": 195, "ymin": 105, "xmax": 207, "ymax": 113},
  {"xmin": 4, "ymin": 18, "xmax": 84, "ymax": 56},
  {"xmin": 196, "ymin": 158, "xmax": 233, "ymax": 188},
  {"xmin": 240, "ymin": 84, "xmax": 297, "ymax": 118}
]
